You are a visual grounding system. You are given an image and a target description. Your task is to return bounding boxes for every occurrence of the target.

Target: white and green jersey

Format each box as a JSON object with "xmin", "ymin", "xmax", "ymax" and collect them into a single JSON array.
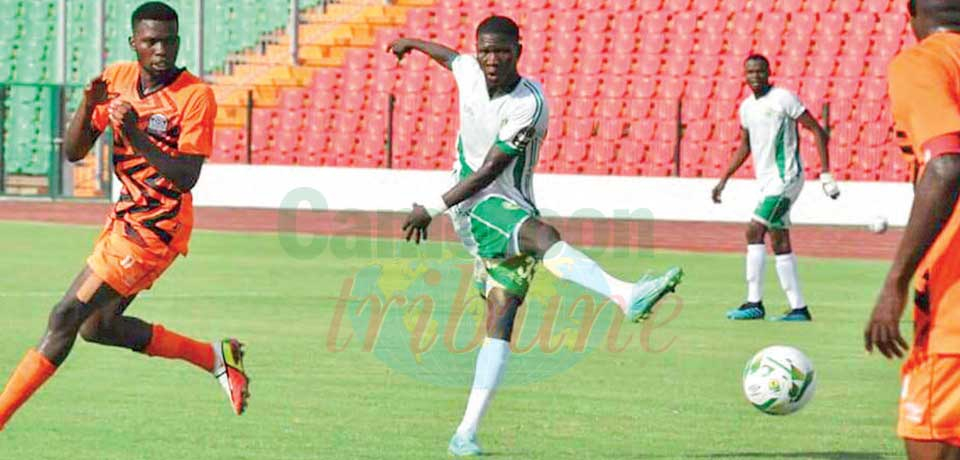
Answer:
[
  {"xmin": 450, "ymin": 54, "xmax": 548, "ymax": 212},
  {"xmin": 739, "ymin": 87, "xmax": 807, "ymax": 189}
]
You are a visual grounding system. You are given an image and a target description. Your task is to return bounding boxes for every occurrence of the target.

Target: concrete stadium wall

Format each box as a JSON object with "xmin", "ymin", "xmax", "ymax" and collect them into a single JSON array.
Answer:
[{"xmin": 186, "ymin": 164, "xmax": 914, "ymax": 227}]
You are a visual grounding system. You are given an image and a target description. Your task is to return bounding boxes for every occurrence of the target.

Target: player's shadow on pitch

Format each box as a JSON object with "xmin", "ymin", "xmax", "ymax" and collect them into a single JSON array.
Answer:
[{"xmin": 688, "ymin": 452, "xmax": 891, "ymax": 460}]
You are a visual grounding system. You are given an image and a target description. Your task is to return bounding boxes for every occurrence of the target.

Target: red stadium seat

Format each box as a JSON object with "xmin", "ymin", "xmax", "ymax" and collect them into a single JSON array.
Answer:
[
  {"xmin": 640, "ymin": 33, "xmax": 666, "ymax": 54},
  {"xmin": 727, "ymin": 34, "xmax": 753, "ymax": 60},
  {"xmin": 545, "ymin": 74, "xmax": 570, "ymax": 98},
  {"xmin": 525, "ymin": 10, "xmax": 552, "ymax": 33},
  {"xmin": 637, "ymin": 54, "xmax": 662, "ymax": 77},
  {"xmin": 627, "ymin": 98, "xmax": 653, "ymax": 119},
  {"xmin": 684, "ymin": 99, "xmax": 709, "ymax": 120},
  {"xmin": 693, "ymin": 55, "xmax": 720, "ymax": 78},
  {"xmin": 602, "ymin": 76, "xmax": 629, "ymax": 98},
  {"xmin": 862, "ymin": 0, "xmax": 891, "ymax": 13},
  {"xmin": 612, "ymin": 12, "xmax": 641, "ymax": 34},
  {"xmin": 878, "ymin": 14, "xmax": 909, "ymax": 37},
  {"xmin": 554, "ymin": 11, "xmax": 580, "ymax": 33},
  {"xmin": 573, "ymin": 77, "xmax": 600, "ymax": 98},
  {"xmin": 687, "ymin": 79, "xmax": 714, "ymax": 99},
  {"xmin": 699, "ymin": 34, "xmax": 724, "ymax": 56},
  {"xmin": 667, "ymin": 33, "xmax": 696, "ymax": 57},
  {"xmin": 659, "ymin": 79, "xmax": 685, "ymax": 100},
  {"xmin": 817, "ymin": 12, "xmax": 846, "ymax": 36},
  {"xmin": 803, "ymin": 0, "xmax": 831, "ymax": 13},
  {"xmin": 571, "ymin": 98, "xmax": 596, "ymax": 118},
  {"xmin": 808, "ymin": 54, "xmax": 836, "ymax": 78},
  {"xmin": 730, "ymin": 11, "xmax": 758, "ymax": 37},
  {"xmin": 664, "ymin": 56, "xmax": 691, "ymax": 77},
  {"xmin": 584, "ymin": 12, "xmax": 610, "ymax": 34},
  {"xmin": 599, "ymin": 98, "xmax": 625, "ymax": 118},
  {"xmin": 672, "ymin": 11, "xmax": 697, "ymax": 35},
  {"xmin": 606, "ymin": 52, "xmax": 634, "ymax": 75},
  {"xmin": 694, "ymin": 0, "xmax": 721, "ymax": 14},
  {"xmin": 700, "ymin": 12, "xmax": 728, "ymax": 37},
  {"xmin": 860, "ymin": 77, "xmax": 888, "ymax": 101},
  {"xmin": 611, "ymin": 30, "xmax": 639, "ymax": 54},
  {"xmin": 640, "ymin": 11, "xmax": 669, "ymax": 34},
  {"xmin": 834, "ymin": 0, "xmax": 862, "ymax": 14}
]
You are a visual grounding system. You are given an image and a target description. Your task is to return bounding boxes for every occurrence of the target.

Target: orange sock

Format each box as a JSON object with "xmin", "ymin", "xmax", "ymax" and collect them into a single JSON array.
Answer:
[
  {"xmin": 143, "ymin": 324, "xmax": 215, "ymax": 373},
  {"xmin": 0, "ymin": 349, "xmax": 57, "ymax": 431}
]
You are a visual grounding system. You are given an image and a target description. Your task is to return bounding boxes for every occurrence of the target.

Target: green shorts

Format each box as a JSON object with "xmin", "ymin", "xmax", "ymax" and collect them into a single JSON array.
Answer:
[
  {"xmin": 753, "ymin": 180, "xmax": 803, "ymax": 230},
  {"xmin": 452, "ymin": 195, "xmax": 537, "ymax": 297}
]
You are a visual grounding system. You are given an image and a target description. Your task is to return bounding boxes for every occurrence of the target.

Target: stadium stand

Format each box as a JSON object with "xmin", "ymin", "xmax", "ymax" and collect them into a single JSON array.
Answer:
[
  {"xmin": 1, "ymin": 0, "xmax": 326, "ymax": 178},
  {"xmin": 0, "ymin": 0, "xmax": 917, "ymax": 182},
  {"xmin": 210, "ymin": 0, "xmax": 916, "ymax": 181}
]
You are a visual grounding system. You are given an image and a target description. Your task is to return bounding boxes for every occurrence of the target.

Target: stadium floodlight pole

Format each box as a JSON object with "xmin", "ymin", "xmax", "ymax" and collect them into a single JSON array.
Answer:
[
  {"xmin": 289, "ymin": 0, "xmax": 300, "ymax": 65},
  {"xmin": 57, "ymin": 0, "xmax": 70, "ymax": 198},
  {"xmin": 95, "ymin": 0, "xmax": 105, "ymax": 72},
  {"xmin": 95, "ymin": 0, "xmax": 108, "ymax": 197},
  {"xmin": 196, "ymin": 0, "xmax": 204, "ymax": 77},
  {"xmin": 57, "ymin": 0, "xmax": 67, "ymax": 85}
]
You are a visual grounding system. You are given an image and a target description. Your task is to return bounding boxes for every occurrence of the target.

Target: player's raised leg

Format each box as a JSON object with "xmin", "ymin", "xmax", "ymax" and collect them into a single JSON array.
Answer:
[
  {"xmin": 77, "ymin": 290, "xmax": 250, "ymax": 415},
  {"xmin": 0, "ymin": 267, "xmax": 123, "ymax": 430},
  {"xmin": 449, "ymin": 288, "xmax": 521, "ymax": 457},
  {"xmin": 768, "ymin": 229, "xmax": 812, "ymax": 321},
  {"xmin": 727, "ymin": 221, "xmax": 768, "ymax": 320},
  {"xmin": 520, "ymin": 218, "xmax": 683, "ymax": 322}
]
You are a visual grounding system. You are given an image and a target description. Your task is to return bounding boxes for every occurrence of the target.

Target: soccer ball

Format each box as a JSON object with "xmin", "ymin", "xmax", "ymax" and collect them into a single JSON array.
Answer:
[
  {"xmin": 741, "ymin": 345, "xmax": 816, "ymax": 415},
  {"xmin": 867, "ymin": 216, "xmax": 888, "ymax": 234}
]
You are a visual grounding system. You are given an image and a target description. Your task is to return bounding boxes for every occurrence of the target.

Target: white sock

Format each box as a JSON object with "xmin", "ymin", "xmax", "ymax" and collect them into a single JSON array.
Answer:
[
  {"xmin": 542, "ymin": 241, "xmax": 634, "ymax": 311},
  {"xmin": 775, "ymin": 253, "xmax": 806, "ymax": 310},
  {"xmin": 746, "ymin": 244, "xmax": 766, "ymax": 303},
  {"xmin": 456, "ymin": 338, "xmax": 510, "ymax": 438}
]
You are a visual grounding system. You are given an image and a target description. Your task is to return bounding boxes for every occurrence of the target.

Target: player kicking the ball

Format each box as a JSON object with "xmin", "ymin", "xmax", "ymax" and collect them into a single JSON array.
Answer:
[
  {"xmin": 388, "ymin": 16, "xmax": 683, "ymax": 457},
  {"xmin": 0, "ymin": 2, "xmax": 248, "ymax": 431},
  {"xmin": 712, "ymin": 54, "xmax": 839, "ymax": 322}
]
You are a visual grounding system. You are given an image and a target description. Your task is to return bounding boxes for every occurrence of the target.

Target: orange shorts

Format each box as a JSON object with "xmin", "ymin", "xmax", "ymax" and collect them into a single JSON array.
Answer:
[
  {"xmin": 898, "ymin": 349, "xmax": 960, "ymax": 447},
  {"xmin": 86, "ymin": 220, "xmax": 178, "ymax": 297}
]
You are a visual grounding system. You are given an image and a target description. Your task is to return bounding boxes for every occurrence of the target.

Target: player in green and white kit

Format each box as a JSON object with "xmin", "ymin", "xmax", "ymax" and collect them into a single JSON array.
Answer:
[
  {"xmin": 713, "ymin": 54, "xmax": 840, "ymax": 322},
  {"xmin": 388, "ymin": 16, "xmax": 683, "ymax": 457}
]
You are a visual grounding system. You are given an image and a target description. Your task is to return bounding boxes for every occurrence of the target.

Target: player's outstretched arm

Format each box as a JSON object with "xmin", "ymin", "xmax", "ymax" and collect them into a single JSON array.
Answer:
[
  {"xmin": 63, "ymin": 76, "xmax": 112, "ymax": 162},
  {"xmin": 798, "ymin": 110, "xmax": 840, "ymax": 199},
  {"xmin": 712, "ymin": 128, "xmax": 751, "ymax": 203},
  {"xmin": 866, "ymin": 150, "xmax": 960, "ymax": 359},
  {"xmin": 387, "ymin": 38, "xmax": 458, "ymax": 70},
  {"xmin": 402, "ymin": 145, "xmax": 513, "ymax": 244},
  {"xmin": 109, "ymin": 100, "xmax": 204, "ymax": 191}
]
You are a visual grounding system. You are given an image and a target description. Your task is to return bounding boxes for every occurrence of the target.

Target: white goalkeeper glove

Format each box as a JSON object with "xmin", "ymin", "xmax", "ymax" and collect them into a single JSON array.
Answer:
[{"xmin": 820, "ymin": 172, "xmax": 840, "ymax": 200}]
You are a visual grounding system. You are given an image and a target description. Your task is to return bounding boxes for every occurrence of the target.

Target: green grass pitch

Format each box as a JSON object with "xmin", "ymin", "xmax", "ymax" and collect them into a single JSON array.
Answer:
[{"xmin": 0, "ymin": 221, "xmax": 905, "ymax": 459}]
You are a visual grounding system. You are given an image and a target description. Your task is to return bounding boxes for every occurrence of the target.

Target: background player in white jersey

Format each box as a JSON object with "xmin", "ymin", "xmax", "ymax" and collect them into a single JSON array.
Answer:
[
  {"xmin": 388, "ymin": 16, "xmax": 683, "ymax": 457},
  {"xmin": 712, "ymin": 54, "xmax": 840, "ymax": 322}
]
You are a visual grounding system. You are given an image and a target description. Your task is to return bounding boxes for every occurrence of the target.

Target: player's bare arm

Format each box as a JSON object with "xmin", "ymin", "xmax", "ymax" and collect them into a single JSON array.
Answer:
[
  {"xmin": 866, "ymin": 150, "xmax": 960, "ymax": 359},
  {"xmin": 712, "ymin": 128, "xmax": 751, "ymax": 203},
  {"xmin": 403, "ymin": 144, "xmax": 514, "ymax": 244},
  {"xmin": 109, "ymin": 100, "xmax": 204, "ymax": 191},
  {"xmin": 387, "ymin": 38, "xmax": 458, "ymax": 70},
  {"xmin": 63, "ymin": 76, "xmax": 113, "ymax": 162},
  {"xmin": 798, "ymin": 111, "xmax": 840, "ymax": 199}
]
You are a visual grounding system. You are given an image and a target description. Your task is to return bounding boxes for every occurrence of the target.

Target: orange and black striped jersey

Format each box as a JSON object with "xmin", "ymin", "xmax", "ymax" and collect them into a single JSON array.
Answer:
[
  {"xmin": 91, "ymin": 62, "xmax": 216, "ymax": 255},
  {"xmin": 888, "ymin": 31, "xmax": 960, "ymax": 353}
]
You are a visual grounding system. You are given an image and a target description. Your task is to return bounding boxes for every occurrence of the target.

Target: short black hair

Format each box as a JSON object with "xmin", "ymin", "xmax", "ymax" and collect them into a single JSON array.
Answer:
[
  {"xmin": 132, "ymin": 1, "xmax": 178, "ymax": 30},
  {"xmin": 909, "ymin": 0, "xmax": 917, "ymax": 16},
  {"xmin": 476, "ymin": 15, "xmax": 520, "ymax": 41},
  {"xmin": 745, "ymin": 54, "xmax": 770, "ymax": 68}
]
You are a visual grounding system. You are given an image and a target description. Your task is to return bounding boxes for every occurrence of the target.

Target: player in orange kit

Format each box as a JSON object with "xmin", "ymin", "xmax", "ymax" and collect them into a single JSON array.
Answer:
[
  {"xmin": 0, "ymin": 2, "xmax": 249, "ymax": 431},
  {"xmin": 865, "ymin": 0, "xmax": 960, "ymax": 458}
]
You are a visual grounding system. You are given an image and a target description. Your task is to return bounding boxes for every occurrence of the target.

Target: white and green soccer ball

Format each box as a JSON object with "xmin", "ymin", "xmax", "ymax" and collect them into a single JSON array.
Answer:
[{"xmin": 742, "ymin": 346, "xmax": 816, "ymax": 415}]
